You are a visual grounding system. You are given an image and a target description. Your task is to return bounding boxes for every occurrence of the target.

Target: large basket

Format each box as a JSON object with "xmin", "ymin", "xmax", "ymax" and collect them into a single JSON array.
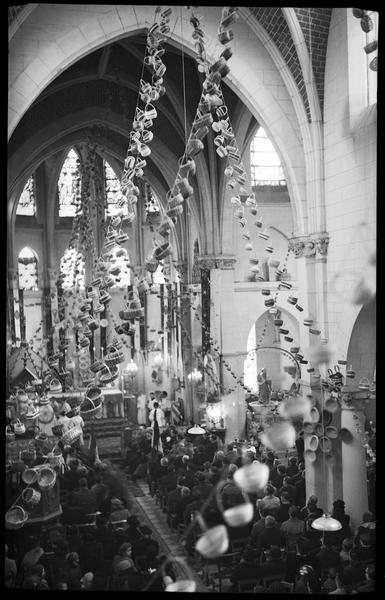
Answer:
[
  {"xmin": 6, "ymin": 505, "xmax": 29, "ymax": 530},
  {"xmin": 21, "ymin": 442, "xmax": 37, "ymax": 465},
  {"xmin": 22, "ymin": 487, "xmax": 41, "ymax": 507},
  {"xmin": 104, "ymin": 346, "xmax": 125, "ymax": 367},
  {"xmin": 61, "ymin": 424, "xmax": 82, "ymax": 446},
  {"xmin": 99, "ymin": 364, "xmax": 119, "ymax": 385},
  {"xmin": 80, "ymin": 394, "xmax": 104, "ymax": 417},
  {"xmin": 37, "ymin": 466, "xmax": 57, "ymax": 491},
  {"xmin": 22, "ymin": 468, "xmax": 39, "ymax": 485},
  {"xmin": 13, "ymin": 418, "xmax": 26, "ymax": 435},
  {"xmin": 6, "ymin": 425, "xmax": 15, "ymax": 443}
]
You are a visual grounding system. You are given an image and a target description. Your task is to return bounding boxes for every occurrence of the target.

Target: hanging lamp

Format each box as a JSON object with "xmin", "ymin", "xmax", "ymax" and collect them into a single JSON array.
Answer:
[{"xmin": 311, "ymin": 513, "xmax": 342, "ymax": 531}]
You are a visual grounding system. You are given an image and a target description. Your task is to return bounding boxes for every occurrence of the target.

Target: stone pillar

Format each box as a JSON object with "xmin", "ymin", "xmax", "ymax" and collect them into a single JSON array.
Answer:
[
  {"xmin": 341, "ymin": 396, "xmax": 368, "ymax": 528},
  {"xmin": 48, "ymin": 268, "xmax": 59, "ymax": 353},
  {"xmin": 8, "ymin": 268, "xmax": 21, "ymax": 347},
  {"xmin": 289, "ymin": 233, "xmax": 341, "ymax": 510}
]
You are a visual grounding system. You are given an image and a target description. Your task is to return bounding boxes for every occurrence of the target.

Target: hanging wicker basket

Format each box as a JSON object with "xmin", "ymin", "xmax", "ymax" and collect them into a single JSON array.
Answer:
[
  {"xmin": 22, "ymin": 487, "xmax": 41, "ymax": 507},
  {"xmin": 104, "ymin": 345, "xmax": 125, "ymax": 367},
  {"xmin": 369, "ymin": 56, "xmax": 378, "ymax": 71},
  {"xmin": 99, "ymin": 364, "xmax": 119, "ymax": 385},
  {"xmin": 13, "ymin": 419, "xmax": 26, "ymax": 435},
  {"xmin": 61, "ymin": 423, "xmax": 82, "ymax": 446},
  {"xmin": 6, "ymin": 425, "xmax": 15, "ymax": 443},
  {"xmin": 48, "ymin": 448, "xmax": 63, "ymax": 468},
  {"xmin": 364, "ymin": 40, "xmax": 378, "ymax": 54},
  {"xmin": 37, "ymin": 466, "xmax": 57, "ymax": 491},
  {"xmin": 22, "ymin": 467, "xmax": 38, "ymax": 485},
  {"xmin": 6, "ymin": 505, "xmax": 29, "ymax": 530},
  {"xmin": 80, "ymin": 390, "xmax": 104, "ymax": 416}
]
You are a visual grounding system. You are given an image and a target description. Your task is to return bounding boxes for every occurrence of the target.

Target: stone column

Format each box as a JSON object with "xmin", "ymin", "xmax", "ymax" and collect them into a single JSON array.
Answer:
[
  {"xmin": 341, "ymin": 394, "xmax": 368, "ymax": 528},
  {"xmin": 289, "ymin": 233, "xmax": 341, "ymax": 510},
  {"xmin": 48, "ymin": 267, "xmax": 59, "ymax": 354},
  {"xmin": 8, "ymin": 268, "xmax": 21, "ymax": 347}
]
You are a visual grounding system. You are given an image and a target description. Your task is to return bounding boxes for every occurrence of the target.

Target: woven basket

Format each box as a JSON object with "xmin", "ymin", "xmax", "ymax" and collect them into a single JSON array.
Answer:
[
  {"xmin": 6, "ymin": 505, "xmax": 29, "ymax": 530},
  {"xmin": 22, "ymin": 487, "xmax": 41, "ymax": 507},
  {"xmin": 13, "ymin": 419, "xmax": 26, "ymax": 435},
  {"xmin": 6, "ymin": 425, "xmax": 15, "ymax": 443},
  {"xmin": 80, "ymin": 394, "xmax": 103, "ymax": 417},
  {"xmin": 37, "ymin": 466, "xmax": 57, "ymax": 491},
  {"xmin": 105, "ymin": 346, "xmax": 125, "ymax": 367},
  {"xmin": 99, "ymin": 364, "xmax": 119, "ymax": 385},
  {"xmin": 48, "ymin": 450, "xmax": 63, "ymax": 468},
  {"xmin": 22, "ymin": 468, "xmax": 39, "ymax": 485},
  {"xmin": 21, "ymin": 442, "xmax": 37, "ymax": 465},
  {"xmin": 61, "ymin": 424, "xmax": 82, "ymax": 445},
  {"xmin": 364, "ymin": 40, "xmax": 378, "ymax": 54},
  {"xmin": 52, "ymin": 424, "xmax": 64, "ymax": 437}
]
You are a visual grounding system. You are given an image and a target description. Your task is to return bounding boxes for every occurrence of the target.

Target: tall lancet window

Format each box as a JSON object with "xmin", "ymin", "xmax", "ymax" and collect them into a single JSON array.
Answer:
[
  {"xmin": 18, "ymin": 247, "xmax": 39, "ymax": 290},
  {"xmin": 250, "ymin": 127, "xmax": 286, "ymax": 186},
  {"xmin": 58, "ymin": 148, "xmax": 82, "ymax": 217}
]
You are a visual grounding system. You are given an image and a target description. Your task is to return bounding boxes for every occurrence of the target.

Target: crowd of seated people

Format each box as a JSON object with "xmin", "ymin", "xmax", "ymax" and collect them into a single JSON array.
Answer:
[
  {"xmin": 140, "ymin": 425, "xmax": 376, "ymax": 594},
  {"xmin": 5, "ymin": 422, "xmax": 376, "ymax": 593},
  {"xmin": 4, "ymin": 452, "xmax": 174, "ymax": 591}
]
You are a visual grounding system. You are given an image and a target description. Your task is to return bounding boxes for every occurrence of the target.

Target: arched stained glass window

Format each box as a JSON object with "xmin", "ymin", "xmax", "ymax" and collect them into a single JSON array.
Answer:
[
  {"xmin": 16, "ymin": 175, "xmax": 36, "ymax": 216},
  {"xmin": 250, "ymin": 127, "xmax": 286, "ymax": 186},
  {"xmin": 104, "ymin": 160, "xmax": 123, "ymax": 217},
  {"xmin": 109, "ymin": 246, "xmax": 131, "ymax": 287},
  {"xmin": 60, "ymin": 247, "xmax": 85, "ymax": 289},
  {"xmin": 18, "ymin": 247, "xmax": 38, "ymax": 290},
  {"xmin": 58, "ymin": 148, "xmax": 82, "ymax": 217}
]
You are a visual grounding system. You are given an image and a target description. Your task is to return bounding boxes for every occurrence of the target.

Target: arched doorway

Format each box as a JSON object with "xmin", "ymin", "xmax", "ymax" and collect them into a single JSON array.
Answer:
[{"xmin": 244, "ymin": 308, "xmax": 300, "ymax": 394}]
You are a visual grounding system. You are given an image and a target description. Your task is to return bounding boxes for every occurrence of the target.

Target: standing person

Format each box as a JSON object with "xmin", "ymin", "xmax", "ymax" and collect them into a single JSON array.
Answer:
[
  {"xmin": 149, "ymin": 402, "xmax": 165, "ymax": 453},
  {"xmin": 160, "ymin": 391, "xmax": 171, "ymax": 425},
  {"xmin": 136, "ymin": 393, "xmax": 148, "ymax": 425}
]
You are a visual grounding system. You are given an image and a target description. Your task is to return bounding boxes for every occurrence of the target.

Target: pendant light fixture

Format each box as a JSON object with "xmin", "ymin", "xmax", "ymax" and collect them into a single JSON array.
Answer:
[
  {"xmin": 311, "ymin": 513, "xmax": 342, "ymax": 531},
  {"xmin": 188, "ymin": 424, "xmax": 206, "ymax": 434}
]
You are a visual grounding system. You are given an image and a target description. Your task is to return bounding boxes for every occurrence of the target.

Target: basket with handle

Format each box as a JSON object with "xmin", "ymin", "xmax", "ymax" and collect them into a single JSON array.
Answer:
[
  {"xmin": 104, "ymin": 345, "xmax": 125, "ymax": 367},
  {"xmin": 99, "ymin": 364, "xmax": 119, "ymax": 385},
  {"xmin": 61, "ymin": 422, "xmax": 82, "ymax": 445},
  {"xmin": 80, "ymin": 388, "xmax": 104, "ymax": 417},
  {"xmin": 48, "ymin": 447, "xmax": 63, "ymax": 468},
  {"xmin": 22, "ymin": 467, "xmax": 39, "ymax": 485},
  {"xmin": 6, "ymin": 425, "xmax": 15, "ymax": 443},
  {"xmin": 5, "ymin": 505, "xmax": 29, "ymax": 530},
  {"xmin": 21, "ymin": 441, "xmax": 37, "ymax": 466},
  {"xmin": 21, "ymin": 487, "xmax": 41, "ymax": 507},
  {"xmin": 13, "ymin": 418, "xmax": 26, "ymax": 435},
  {"xmin": 37, "ymin": 466, "xmax": 57, "ymax": 491}
]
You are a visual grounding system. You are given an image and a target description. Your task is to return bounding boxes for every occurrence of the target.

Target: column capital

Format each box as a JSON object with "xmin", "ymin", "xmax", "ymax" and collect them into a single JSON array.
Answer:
[{"xmin": 289, "ymin": 233, "xmax": 329, "ymax": 258}]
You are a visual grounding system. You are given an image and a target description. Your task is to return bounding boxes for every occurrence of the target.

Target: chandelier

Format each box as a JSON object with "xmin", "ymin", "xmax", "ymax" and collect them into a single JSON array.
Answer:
[
  {"xmin": 188, "ymin": 368, "xmax": 203, "ymax": 384},
  {"xmin": 126, "ymin": 359, "xmax": 138, "ymax": 378}
]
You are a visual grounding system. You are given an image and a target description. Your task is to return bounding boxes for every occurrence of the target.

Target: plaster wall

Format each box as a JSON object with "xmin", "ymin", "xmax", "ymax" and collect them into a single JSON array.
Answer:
[{"xmin": 323, "ymin": 8, "xmax": 376, "ymax": 364}]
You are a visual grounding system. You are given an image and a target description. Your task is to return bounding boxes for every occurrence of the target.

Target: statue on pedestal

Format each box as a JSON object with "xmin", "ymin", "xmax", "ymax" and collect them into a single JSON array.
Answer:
[{"xmin": 257, "ymin": 368, "xmax": 271, "ymax": 405}]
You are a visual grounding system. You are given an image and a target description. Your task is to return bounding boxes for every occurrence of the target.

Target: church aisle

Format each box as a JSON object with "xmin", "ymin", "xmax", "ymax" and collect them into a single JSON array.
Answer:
[{"xmin": 124, "ymin": 476, "xmax": 209, "ymax": 592}]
